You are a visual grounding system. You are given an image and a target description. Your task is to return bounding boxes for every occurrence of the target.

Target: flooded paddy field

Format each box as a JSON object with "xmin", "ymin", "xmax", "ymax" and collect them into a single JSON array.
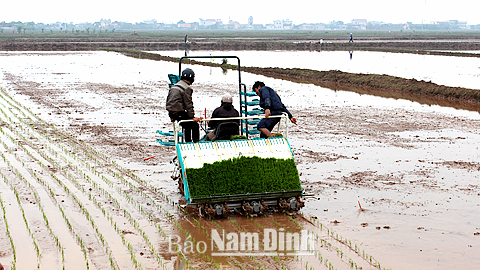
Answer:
[
  {"xmin": 155, "ymin": 50, "xmax": 480, "ymax": 90},
  {"xmin": 0, "ymin": 50, "xmax": 479, "ymax": 269}
]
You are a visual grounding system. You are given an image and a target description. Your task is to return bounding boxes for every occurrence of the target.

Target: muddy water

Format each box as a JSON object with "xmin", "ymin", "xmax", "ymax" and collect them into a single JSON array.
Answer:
[
  {"xmin": 155, "ymin": 50, "xmax": 480, "ymax": 90},
  {"xmin": 1, "ymin": 51, "xmax": 480, "ymax": 269}
]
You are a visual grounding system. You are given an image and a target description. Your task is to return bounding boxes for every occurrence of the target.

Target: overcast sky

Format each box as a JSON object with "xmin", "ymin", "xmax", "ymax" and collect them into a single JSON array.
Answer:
[{"xmin": 2, "ymin": 0, "xmax": 478, "ymax": 25}]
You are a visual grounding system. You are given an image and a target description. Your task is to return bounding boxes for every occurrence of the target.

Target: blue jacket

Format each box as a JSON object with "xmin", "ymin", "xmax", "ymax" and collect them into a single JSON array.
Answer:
[{"xmin": 258, "ymin": 86, "xmax": 293, "ymax": 119}]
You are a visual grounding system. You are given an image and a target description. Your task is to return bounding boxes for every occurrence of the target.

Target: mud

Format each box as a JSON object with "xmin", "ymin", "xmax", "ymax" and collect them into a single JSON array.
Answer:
[
  {"xmin": 0, "ymin": 51, "xmax": 480, "ymax": 269},
  {"xmin": 2, "ymin": 33, "xmax": 480, "ymax": 52}
]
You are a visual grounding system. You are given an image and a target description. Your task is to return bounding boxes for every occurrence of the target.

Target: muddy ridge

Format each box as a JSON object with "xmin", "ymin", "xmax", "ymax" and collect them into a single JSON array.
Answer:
[{"xmin": 112, "ymin": 49, "xmax": 480, "ymax": 113}]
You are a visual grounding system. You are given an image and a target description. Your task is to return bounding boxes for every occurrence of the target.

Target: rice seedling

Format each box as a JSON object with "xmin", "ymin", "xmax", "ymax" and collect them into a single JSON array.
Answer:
[
  {"xmin": 1, "ymin": 164, "xmax": 67, "ymax": 266},
  {"xmin": 0, "ymin": 165, "xmax": 41, "ymax": 265},
  {"xmin": 0, "ymin": 191, "xmax": 16, "ymax": 268},
  {"xmin": 0, "ymin": 127, "xmax": 90, "ymax": 268},
  {"xmin": 306, "ymin": 214, "xmax": 386, "ymax": 269},
  {"xmin": 19, "ymin": 144, "xmax": 173, "ymax": 267}
]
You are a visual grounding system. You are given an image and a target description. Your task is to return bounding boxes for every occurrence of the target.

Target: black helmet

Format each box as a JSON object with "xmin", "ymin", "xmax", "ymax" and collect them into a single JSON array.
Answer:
[{"xmin": 181, "ymin": 68, "xmax": 195, "ymax": 82}]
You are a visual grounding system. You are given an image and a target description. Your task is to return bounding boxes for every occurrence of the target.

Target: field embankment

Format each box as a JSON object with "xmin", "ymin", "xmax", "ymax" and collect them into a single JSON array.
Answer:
[
  {"xmin": 2, "ymin": 31, "xmax": 480, "ymax": 54},
  {"xmin": 112, "ymin": 49, "xmax": 480, "ymax": 112}
]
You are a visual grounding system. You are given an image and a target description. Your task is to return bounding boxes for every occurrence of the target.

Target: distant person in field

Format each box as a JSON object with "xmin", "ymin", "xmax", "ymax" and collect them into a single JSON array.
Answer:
[
  {"xmin": 349, "ymin": 33, "xmax": 354, "ymax": 42},
  {"xmin": 166, "ymin": 68, "xmax": 201, "ymax": 142},
  {"xmin": 207, "ymin": 93, "xmax": 240, "ymax": 140},
  {"xmin": 252, "ymin": 81, "xmax": 297, "ymax": 138},
  {"xmin": 184, "ymin": 34, "xmax": 190, "ymax": 56}
]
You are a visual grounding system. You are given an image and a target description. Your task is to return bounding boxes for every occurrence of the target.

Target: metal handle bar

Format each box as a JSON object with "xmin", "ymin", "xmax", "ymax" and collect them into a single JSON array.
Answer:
[{"xmin": 173, "ymin": 113, "xmax": 291, "ymax": 144}]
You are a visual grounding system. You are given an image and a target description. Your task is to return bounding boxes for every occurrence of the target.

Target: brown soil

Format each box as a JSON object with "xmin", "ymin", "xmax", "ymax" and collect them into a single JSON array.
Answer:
[{"xmin": 2, "ymin": 34, "xmax": 480, "ymax": 52}]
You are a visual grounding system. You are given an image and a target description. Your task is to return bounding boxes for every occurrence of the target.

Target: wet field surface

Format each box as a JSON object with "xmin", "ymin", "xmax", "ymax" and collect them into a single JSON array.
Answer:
[
  {"xmin": 154, "ymin": 50, "xmax": 480, "ymax": 89},
  {"xmin": 0, "ymin": 51, "xmax": 479, "ymax": 269}
]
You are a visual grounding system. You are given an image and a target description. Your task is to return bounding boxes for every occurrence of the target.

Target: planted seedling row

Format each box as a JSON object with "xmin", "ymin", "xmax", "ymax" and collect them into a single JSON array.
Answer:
[
  {"xmin": 0, "ymin": 118, "xmax": 151, "ymax": 269},
  {"xmin": 0, "ymin": 127, "xmax": 91, "ymax": 268},
  {"xmin": 0, "ymin": 97, "xmax": 130, "ymax": 268},
  {"xmin": 0, "ymin": 101, "xmax": 177, "ymax": 269},
  {"xmin": 0, "ymin": 89, "xmax": 191, "ymax": 268},
  {"xmin": 0, "ymin": 158, "xmax": 64, "ymax": 268},
  {"xmin": 0, "ymin": 171, "xmax": 39, "ymax": 269},
  {"xmin": 0, "ymin": 135, "xmax": 92, "ymax": 269},
  {"xmin": 305, "ymin": 216, "xmax": 388, "ymax": 269},
  {"xmin": 0, "ymin": 190, "xmax": 16, "ymax": 269}
]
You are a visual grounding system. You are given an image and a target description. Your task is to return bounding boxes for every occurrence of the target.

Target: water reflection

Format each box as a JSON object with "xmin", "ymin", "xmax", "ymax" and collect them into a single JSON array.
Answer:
[
  {"xmin": 0, "ymin": 51, "xmax": 478, "ymax": 120},
  {"xmin": 153, "ymin": 50, "xmax": 480, "ymax": 90}
]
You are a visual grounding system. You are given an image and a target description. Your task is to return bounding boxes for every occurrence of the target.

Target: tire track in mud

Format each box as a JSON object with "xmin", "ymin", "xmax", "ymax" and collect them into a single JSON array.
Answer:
[{"xmin": 0, "ymin": 87, "xmax": 386, "ymax": 269}]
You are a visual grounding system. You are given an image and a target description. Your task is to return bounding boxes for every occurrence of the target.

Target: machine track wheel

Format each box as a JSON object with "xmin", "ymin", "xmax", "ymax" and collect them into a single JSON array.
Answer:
[
  {"xmin": 261, "ymin": 201, "xmax": 268, "ymax": 212},
  {"xmin": 242, "ymin": 201, "xmax": 254, "ymax": 215},
  {"xmin": 297, "ymin": 196, "xmax": 305, "ymax": 209},
  {"xmin": 222, "ymin": 203, "xmax": 231, "ymax": 217},
  {"xmin": 279, "ymin": 198, "xmax": 290, "ymax": 211},
  {"xmin": 204, "ymin": 204, "xmax": 216, "ymax": 216}
]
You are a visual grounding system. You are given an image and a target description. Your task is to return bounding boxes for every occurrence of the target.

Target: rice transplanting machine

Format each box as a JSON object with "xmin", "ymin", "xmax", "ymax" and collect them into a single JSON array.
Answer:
[{"xmin": 157, "ymin": 56, "xmax": 304, "ymax": 216}]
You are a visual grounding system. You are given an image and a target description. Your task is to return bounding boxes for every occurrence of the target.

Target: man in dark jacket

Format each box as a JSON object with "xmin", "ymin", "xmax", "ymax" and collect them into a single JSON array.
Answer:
[
  {"xmin": 166, "ymin": 68, "xmax": 201, "ymax": 142},
  {"xmin": 207, "ymin": 94, "xmax": 240, "ymax": 140},
  {"xmin": 252, "ymin": 81, "xmax": 297, "ymax": 138}
]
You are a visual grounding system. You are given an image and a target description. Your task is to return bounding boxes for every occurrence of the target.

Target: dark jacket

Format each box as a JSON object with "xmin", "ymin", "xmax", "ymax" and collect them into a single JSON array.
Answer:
[
  {"xmin": 165, "ymin": 80, "xmax": 195, "ymax": 118},
  {"xmin": 258, "ymin": 86, "xmax": 293, "ymax": 119},
  {"xmin": 208, "ymin": 103, "xmax": 240, "ymax": 129}
]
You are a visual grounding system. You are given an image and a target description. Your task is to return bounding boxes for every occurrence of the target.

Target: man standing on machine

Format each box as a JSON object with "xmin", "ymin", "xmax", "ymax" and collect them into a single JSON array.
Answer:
[{"xmin": 166, "ymin": 68, "xmax": 201, "ymax": 142}]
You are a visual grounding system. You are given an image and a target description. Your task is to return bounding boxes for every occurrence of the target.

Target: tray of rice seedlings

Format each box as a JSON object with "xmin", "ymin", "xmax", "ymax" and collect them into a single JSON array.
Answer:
[{"xmin": 172, "ymin": 136, "xmax": 304, "ymax": 216}]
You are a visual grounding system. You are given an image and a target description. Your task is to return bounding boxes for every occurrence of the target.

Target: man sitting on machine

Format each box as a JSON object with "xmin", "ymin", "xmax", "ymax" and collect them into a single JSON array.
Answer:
[{"xmin": 207, "ymin": 94, "xmax": 240, "ymax": 141}]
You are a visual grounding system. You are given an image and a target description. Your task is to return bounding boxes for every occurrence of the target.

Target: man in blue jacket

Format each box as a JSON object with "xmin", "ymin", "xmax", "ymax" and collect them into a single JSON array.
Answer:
[{"xmin": 252, "ymin": 81, "xmax": 297, "ymax": 138}]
